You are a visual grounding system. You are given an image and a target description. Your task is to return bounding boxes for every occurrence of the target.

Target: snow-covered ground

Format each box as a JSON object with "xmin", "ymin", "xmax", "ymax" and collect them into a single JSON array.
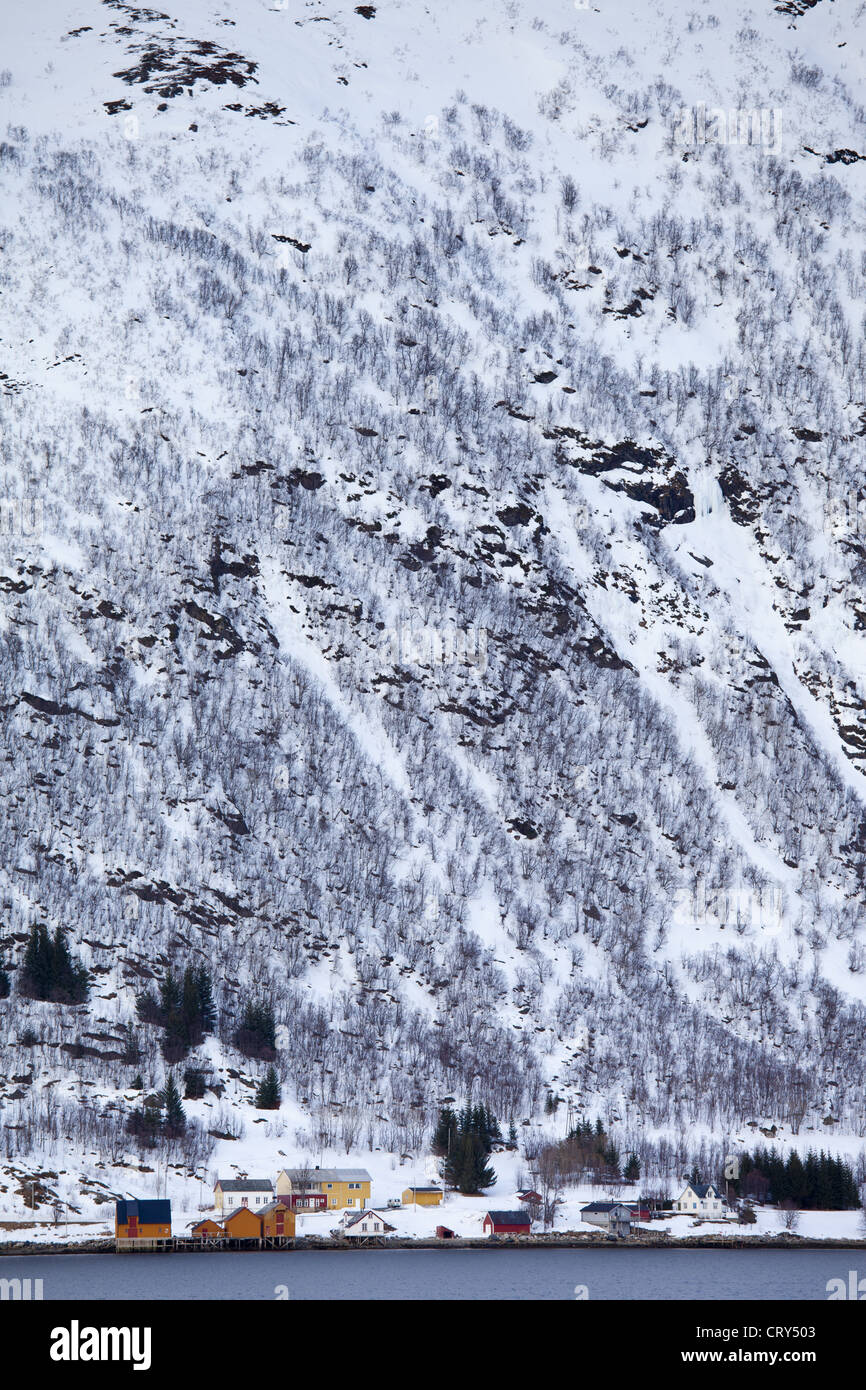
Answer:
[
  {"xmin": 2, "ymin": 1131, "xmax": 864, "ymax": 1245},
  {"xmin": 1, "ymin": 0, "xmax": 866, "ymax": 1212}
]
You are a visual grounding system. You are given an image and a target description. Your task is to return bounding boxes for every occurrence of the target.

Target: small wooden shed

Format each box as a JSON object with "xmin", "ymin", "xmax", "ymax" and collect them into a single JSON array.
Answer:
[
  {"xmin": 222, "ymin": 1206, "xmax": 264, "ymax": 1240},
  {"xmin": 402, "ymin": 1186, "xmax": 444, "ymax": 1207},
  {"xmin": 190, "ymin": 1217, "xmax": 225, "ymax": 1241}
]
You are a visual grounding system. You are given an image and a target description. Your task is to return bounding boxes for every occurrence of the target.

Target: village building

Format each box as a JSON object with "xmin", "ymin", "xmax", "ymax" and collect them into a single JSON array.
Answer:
[
  {"xmin": 190, "ymin": 1203, "xmax": 295, "ymax": 1244},
  {"xmin": 482, "ymin": 1209, "xmax": 531, "ymax": 1236},
  {"xmin": 341, "ymin": 1209, "xmax": 396, "ymax": 1242},
  {"xmin": 580, "ymin": 1201, "xmax": 633, "ymax": 1237},
  {"xmin": 625, "ymin": 1201, "xmax": 653, "ymax": 1222},
  {"xmin": 213, "ymin": 1178, "xmax": 274, "ymax": 1213},
  {"xmin": 402, "ymin": 1186, "xmax": 443, "ymax": 1207},
  {"xmin": 115, "ymin": 1199, "xmax": 171, "ymax": 1241},
  {"xmin": 258, "ymin": 1201, "xmax": 296, "ymax": 1241},
  {"xmin": 222, "ymin": 1206, "xmax": 265, "ymax": 1240},
  {"xmin": 674, "ymin": 1181, "xmax": 727, "ymax": 1216},
  {"xmin": 276, "ymin": 1167, "xmax": 371, "ymax": 1210},
  {"xmin": 272, "ymin": 1170, "xmax": 328, "ymax": 1212},
  {"xmin": 190, "ymin": 1218, "xmax": 225, "ymax": 1241}
]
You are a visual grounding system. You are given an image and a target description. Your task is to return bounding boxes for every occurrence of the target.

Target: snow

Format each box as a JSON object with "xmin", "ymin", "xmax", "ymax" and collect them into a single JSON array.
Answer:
[{"xmin": 1, "ymin": 0, "xmax": 866, "ymax": 1227}]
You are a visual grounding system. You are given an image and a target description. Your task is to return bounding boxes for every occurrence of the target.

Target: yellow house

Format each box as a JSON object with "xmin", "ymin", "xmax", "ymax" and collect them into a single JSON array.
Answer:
[
  {"xmin": 276, "ymin": 1167, "xmax": 372, "ymax": 1210},
  {"xmin": 402, "ymin": 1186, "xmax": 443, "ymax": 1207}
]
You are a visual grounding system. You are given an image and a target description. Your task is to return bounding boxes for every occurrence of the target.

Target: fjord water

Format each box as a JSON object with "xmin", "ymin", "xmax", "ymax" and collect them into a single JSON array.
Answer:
[{"xmin": 3, "ymin": 1249, "xmax": 858, "ymax": 1300}]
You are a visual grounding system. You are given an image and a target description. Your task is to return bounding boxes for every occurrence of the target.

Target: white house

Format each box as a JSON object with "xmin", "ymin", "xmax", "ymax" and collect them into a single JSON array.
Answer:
[
  {"xmin": 341, "ymin": 1209, "xmax": 396, "ymax": 1240},
  {"xmin": 213, "ymin": 1178, "xmax": 274, "ymax": 1214},
  {"xmin": 674, "ymin": 1181, "xmax": 727, "ymax": 1216}
]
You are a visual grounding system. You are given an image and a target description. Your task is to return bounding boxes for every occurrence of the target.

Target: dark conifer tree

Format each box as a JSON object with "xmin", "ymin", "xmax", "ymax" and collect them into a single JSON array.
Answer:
[
  {"xmin": 161, "ymin": 1073, "xmax": 186, "ymax": 1137},
  {"xmin": 255, "ymin": 1065, "xmax": 281, "ymax": 1109},
  {"xmin": 234, "ymin": 998, "xmax": 277, "ymax": 1060},
  {"xmin": 20, "ymin": 924, "xmax": 52, "ymax": 999},
  {"xmin": 441, "ymin": 1106, "xmax": 498, "ymax": 1192},
  {"xmin": 432, "ymin": 1107, "xmax": 458, "ymax": 1158},
  {"xmin": 19, "ymin": 924, "xmax": 88, "ymax": 1003}
]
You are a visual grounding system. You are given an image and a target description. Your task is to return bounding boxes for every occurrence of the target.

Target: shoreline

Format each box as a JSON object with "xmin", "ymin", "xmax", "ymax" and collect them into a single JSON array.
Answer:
[{"xmin": 1, "ymin": 1233, "xmax": 865, "ymax": 1257}]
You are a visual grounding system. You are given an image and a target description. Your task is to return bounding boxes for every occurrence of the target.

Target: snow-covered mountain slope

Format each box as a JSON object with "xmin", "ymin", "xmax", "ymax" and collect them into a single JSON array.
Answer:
[{"xmin": 2, "ymin": 0, "xmax": 866, "ymax": 1203}]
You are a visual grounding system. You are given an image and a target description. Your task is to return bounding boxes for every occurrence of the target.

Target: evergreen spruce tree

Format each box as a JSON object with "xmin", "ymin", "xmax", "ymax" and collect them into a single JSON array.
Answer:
[
  {"xmin": 0, "ymin": 957, "xmax": 9, "ymax": 999},
  {"xmin": 255, "ymin": 1065, "xmax": 281, "ymax": 1109},
  {"xmin": 19, "ymin": 924, "xmax": 87, "ymax": 1002},
  {"xmin": 461, "ymin": 1131, "xmax": 496, "ymax": 1193},
  {"xmin": 159, "ymin": 968, "xmax": 182, "ymax": 1019},
  {"xmin": 135, "ymin": 985, "xmax": 161, "ymax": 1024},
  {"xmin": 21, "ymin": 924, "xmax": 52, "ymax": 998},
  {"xmin": 785, "ymin": 1151, "xmax": 807, "ymax": 1208},
  {"xmin": 161, "ymin": 1073, "xmax": 186, "ymax": 1137},
  {"xmin": 121, "ymin": 1026, "xmax": 141, "ymax": 1066},
  {"xmin": 51, "ymin": 927, "xmax": 74, "ymax": 996},
  {"xmin": 183, "ymin": 1068, "xmax": 207, "ymax": 1099},
  {"xmin": 234, "ymin": 998, "xmax": 277, "ymax": 1059},
  {"xmin": 624, "ymin": 1153, "xmax": 640, "ymax": 1182},
  {"xmin": 195, "ymin": 966, "xmax": 216, "ymax": 1033},
  {"xmin": 441, "ymin": 1108, "xmax": 498, "ymax": 1193},
  {"xmin": 181, "ymin": 967, "xmax": 201, "ymax": 1043},
  {"xmin": 432, "ymin": 1107, "xmax": 458, "ymax": 1158}
]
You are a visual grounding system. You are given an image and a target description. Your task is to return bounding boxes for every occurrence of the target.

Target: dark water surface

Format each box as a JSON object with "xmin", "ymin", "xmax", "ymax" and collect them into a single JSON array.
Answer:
[{"xmin": 3, "ymin": 1247, "xmax": 860, "ymax": 1300}]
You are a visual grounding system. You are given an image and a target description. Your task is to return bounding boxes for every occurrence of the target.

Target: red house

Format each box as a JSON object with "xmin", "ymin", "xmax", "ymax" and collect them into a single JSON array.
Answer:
[
  {"xmin": 482, "ymin": 1209, "xmax": 531, "ymax": 1236},
  {"xmin": 282, "ymin": 1191, "xmax": 328, "ymax": 1213}
]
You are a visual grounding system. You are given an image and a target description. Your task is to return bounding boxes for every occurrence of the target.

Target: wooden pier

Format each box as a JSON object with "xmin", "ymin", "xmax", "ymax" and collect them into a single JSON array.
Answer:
[{"xmin": 115, "ymin": 1235, "xmax": 297, "ymax": 1253}]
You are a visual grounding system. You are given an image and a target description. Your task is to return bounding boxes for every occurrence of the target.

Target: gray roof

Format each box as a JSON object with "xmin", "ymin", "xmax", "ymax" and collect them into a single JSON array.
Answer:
[
  {"xmin": 279, "ymin": 1168, "xmax": 371, "ymax": 1183},
  {"xmin": 484, "ymin": 1209, "xmax": 531, "ymax": 1224},
  {"xmin": 216, "ymin": 1178, "xmax": 274, "ymax": 1192},
  {"xmin": 581, "ymin": 1201, "xmax": 632, "ymax": 1214},
  {"xmin": 344, "ymin": 1209, "xmax": 394, "ymax": 1230}
]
